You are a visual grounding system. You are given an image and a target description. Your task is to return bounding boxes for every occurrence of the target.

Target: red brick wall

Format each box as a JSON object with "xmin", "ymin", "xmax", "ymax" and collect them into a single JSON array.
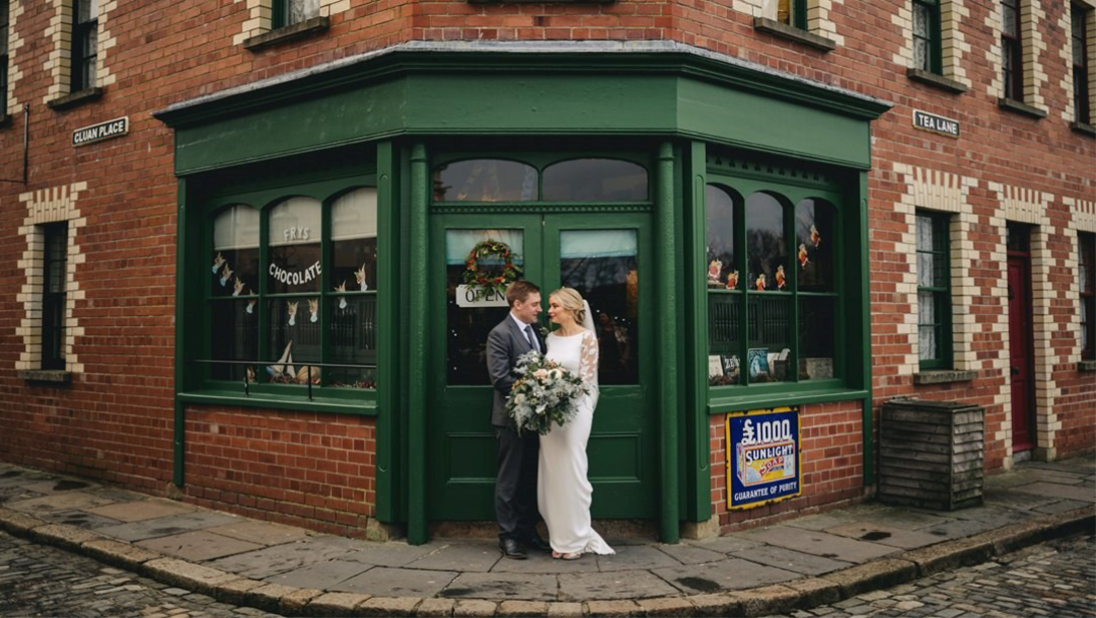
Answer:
[
  {"xmin": 710, "ymin": 402, "xmax": 866, "ymax": 533},
  {"xmin": 184, "ymin": 406, "xmax": 376, "ymax": 537}
]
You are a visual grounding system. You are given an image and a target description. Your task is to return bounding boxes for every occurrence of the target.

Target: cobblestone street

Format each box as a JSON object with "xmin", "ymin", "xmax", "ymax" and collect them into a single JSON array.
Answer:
[
  {"xmin": 0, "ymin": 531, "xmax": 282, "ymax": 618},
  {"xmin": 769, "ymin": 533, "xmax": 1096, "ymax": 618}
]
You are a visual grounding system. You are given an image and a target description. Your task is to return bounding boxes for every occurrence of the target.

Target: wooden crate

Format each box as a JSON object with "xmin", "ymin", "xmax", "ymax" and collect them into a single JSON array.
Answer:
[{"xmin": 878, "ymin": 398, "xmax": 984, "ymax": 511}]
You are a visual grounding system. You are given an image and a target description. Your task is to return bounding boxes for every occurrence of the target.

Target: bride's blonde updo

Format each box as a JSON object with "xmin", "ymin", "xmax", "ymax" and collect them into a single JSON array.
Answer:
[{"xmin": 551, "ymin": 287, "xmax": 586, "ymax": 327}]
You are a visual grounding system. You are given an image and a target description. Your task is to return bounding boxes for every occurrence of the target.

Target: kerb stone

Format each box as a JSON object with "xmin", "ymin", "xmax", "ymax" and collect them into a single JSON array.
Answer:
[
  {"xmin": 688, "ymin": 593, "xmax": 742, "ymax": 617},
  {"xmin": 418, "ymin": 597, "xmax": 457, "ymax": 617},
  {"xmin": 214, "ymin": 578, "xmax": 265, "ymax": 606},
  {"xmin": 306, "ymin": 592, "xmax": 372, "ymax": 616},
  {"xmin": 498, "ymin": 600, "xmax": 549, "ymax": 616},
  {"xmin": 733, "ymin": 585, "xmax": 799, "ymax": 617},
  {"xmin": 358, "ymin": 596, "xmax": 421, "ymax": 616},
  {"xmin": 822, "ymin": 558, "xmax": 917, "ymax": 598},
  {"xmin": 31, "ymin": 523, "xmax": 107, "ymax": 551},
  {"xmin": 901, "ymin": 536, "xmax": 994, "ymax": 576},
  {"xmin": 279, "ymin": 588, "xmax": 325, "ymax": 615},
  {"xmin": 587, "ymin": 599, "xmax": 641, "ymax": 617},
  {"xmin": 140, "ymin": 558, "xmax": 239, "ymax": 595},
  {"xmin": 0, "ymin": 507, "xmax": 47, "ymax": 535},
  {"xmin": 787, "ymin": 577, "xmax": 841, "ymax": 607},
  {"xmin": 245, "ymin": 583, "xmax": 300, "ymax": 613},
  {"xmin": 547, "ymin": 602, "xmax": 584, "ymax": 617},
  {"xmin": 975, "ymin": 507, "xmax": 1095, "ymax": 555},
  {"xmin": 636, "ymin": 596, "xmax": 695, "ymax": 616},
  {"xmin": 81, "ymin": 539, "xmax": 163, "ymax": 570},
  {"xmin": 454, "ymin": 599, "xmax": 498, "ymax": 617}
]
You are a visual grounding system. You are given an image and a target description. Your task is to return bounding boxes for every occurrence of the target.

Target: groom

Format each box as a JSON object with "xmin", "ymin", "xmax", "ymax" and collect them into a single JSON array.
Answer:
[{"xmin": 486, "ymin": 280, "xmax": 551, "ymax": 559}]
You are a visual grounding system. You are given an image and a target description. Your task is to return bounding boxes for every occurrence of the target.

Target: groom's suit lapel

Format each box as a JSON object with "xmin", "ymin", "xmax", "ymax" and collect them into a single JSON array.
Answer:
[{"xmin": 506, "ymin": 315, "xmax": 539, "ymax": 353}]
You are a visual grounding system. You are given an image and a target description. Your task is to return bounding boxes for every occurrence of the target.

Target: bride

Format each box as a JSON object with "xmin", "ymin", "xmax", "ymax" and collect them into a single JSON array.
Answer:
[{"xmin": 539, "ymin": 287, "xmax": 615, "ymax": 560}]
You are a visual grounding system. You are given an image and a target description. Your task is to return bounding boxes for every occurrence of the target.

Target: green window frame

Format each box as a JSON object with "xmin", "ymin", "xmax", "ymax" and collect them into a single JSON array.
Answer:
[
  {"xmin": 1073, "ymin": 4, "xmax": 1092, "ymax": 126},
  {"xmin": 778, "ymin": 0, "xmax": 808, "ymax": 29},
  {"xmin": 42, "ymin": 222, "xmax": 69, "ymax": 371},
  {"xmin": 913, "ymin": 0, "xmax": 943, "ymax": 74},
  {"xmin": 916, "ymin": 211, "xmax": 952, "ymax": 370},
  {"xmin": 1080, "ymin": 232, "xmax": 1094, "ymax": 361},
  {"xmin": 0, "ymin": 0, "xmax": 9, "ymax": 114},
  {"xmin": 704, "ymin": 177, "xmax": 845, "ymax": 394},
  {"xmin": 71, "ymin": 0, "xmax": 98, "ymax": 92},
  {"xmin": 196, "ymin": 172, "xmax": 379, "ymax": 408},
  {"xmin": 272, "ymin": 0, "xmax": 319, "ymax": 29},
  {"xmin": 1001, "ymin": 0, "xmax": 1024, "ymax": 102}
]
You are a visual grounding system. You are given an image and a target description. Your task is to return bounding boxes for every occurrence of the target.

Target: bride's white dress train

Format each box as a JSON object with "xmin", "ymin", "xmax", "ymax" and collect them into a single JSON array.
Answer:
[{"xmin": 538, "ymin": 329, "xmax": 615, "ymax": 556}]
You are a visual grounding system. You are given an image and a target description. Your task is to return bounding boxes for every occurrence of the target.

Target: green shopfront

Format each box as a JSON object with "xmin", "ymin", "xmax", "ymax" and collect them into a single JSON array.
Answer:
[{"xmin": 156, "ymin": 43, "xmax": 888, "ymax": 544}]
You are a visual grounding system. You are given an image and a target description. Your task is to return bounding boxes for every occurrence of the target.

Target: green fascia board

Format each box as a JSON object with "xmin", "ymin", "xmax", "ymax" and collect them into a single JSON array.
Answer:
[{"xmin": 156, "ymin": 47, "xmax": 890, "ymax": 175}]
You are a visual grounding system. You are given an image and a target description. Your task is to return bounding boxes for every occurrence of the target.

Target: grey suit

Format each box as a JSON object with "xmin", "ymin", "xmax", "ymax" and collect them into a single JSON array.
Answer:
[{"xmin": 486, "ymin": 314, "xmax": 543, "ymax": 541}]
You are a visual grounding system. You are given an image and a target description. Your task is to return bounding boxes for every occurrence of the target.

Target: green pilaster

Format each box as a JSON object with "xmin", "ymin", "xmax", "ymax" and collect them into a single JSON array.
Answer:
[
  {"xmin": 684, "ymin": 141, "xmax": 711, "ymax": 522},
  {"xmin": 376, "ymin": 141, "xmax": 398, "ymax": 522},
  {"xmin": 858, "ymin": 171, "xmax": 875, "ymax": 486},
  {"xmin": 407, "ymin": 143, "xmax": 429, "ymax": 544},
  {"xmin": 173, "ymin": 178, "xmax": 189, "ymax": 488},
  {"xmin": 656, "ymin": 142, "xmax": 680, "ymax": 542}
]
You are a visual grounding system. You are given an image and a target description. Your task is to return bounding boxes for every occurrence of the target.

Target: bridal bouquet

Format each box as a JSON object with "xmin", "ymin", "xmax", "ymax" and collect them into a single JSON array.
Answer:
[{"xmin": 506, "ymin": 350, "xmax": 589, "ymax": 435}]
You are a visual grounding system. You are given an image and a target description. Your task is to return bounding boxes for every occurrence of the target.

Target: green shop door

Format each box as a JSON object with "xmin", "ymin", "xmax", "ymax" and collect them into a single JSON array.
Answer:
[{"xmin": 427, "ymin": 213, "xmax": 656, "ymax": 521}]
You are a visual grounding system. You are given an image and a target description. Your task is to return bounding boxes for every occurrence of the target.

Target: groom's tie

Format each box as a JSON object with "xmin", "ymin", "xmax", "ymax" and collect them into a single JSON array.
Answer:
[{"xmin": 524, "ymin": 325, "xmax": 538, "ymax": 352}]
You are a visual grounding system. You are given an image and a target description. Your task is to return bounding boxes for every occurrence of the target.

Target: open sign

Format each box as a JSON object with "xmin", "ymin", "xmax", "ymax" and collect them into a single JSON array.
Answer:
[{"xmin": 456, "ymin": 284, "xmax": 509, "ymax": 308}]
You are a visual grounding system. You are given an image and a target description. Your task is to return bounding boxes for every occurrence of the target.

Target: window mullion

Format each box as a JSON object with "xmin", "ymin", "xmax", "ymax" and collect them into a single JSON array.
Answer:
[
  {"xmin": 788, "ymin": 199, "xmax": 800, "ymax": 383},
  {"xmin": 320, "ymin": 200, "xmax": 332, "ymax": 382},
  {"xmin": 737, "ymin": 196, "xmax": 749, "ymax": 386},
  {"xmin": 258, "ymin": 205, "xmax": 270, "ymax": 365}
]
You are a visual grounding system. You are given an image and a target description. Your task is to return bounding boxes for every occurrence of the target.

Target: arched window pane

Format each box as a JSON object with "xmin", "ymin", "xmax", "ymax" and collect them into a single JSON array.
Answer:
[
  {"xmin": 331, "ymin": 188, "xmax": 378, "ymax": 293},
  {"xmin": 268, "ymin": 197, "xmax": 322, "ymax": 294},
  {"xmin": 706, "ymin": 185, "xmax": 739, "ymax": 290},
  {"xmin": 433, "ymin": 160, "xmax": 538, "ymax": 202},
  {"xmin": 542, "ymin": 159, "xmax": 648, "ymax": 202},
  {"xmin": 796, "ymin": 198, "xmax": 835, "ymax": 291},
  {"xmin": 211, "ymin": 204, "xmax": 259, "ymax": 298},
  {"xmin": 746, "ymin": 192, "xmax": 786, "ymax": 292}
]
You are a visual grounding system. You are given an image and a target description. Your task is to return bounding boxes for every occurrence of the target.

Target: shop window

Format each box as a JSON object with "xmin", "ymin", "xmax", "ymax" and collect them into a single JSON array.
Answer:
[
  {"xmin": 274, "ymin": 0, "xmax": 319, "ymax": 29},
  {"xmin": 42, "ymin": 222, "xmax": 69, "ymax": 370},
  {"xmin": 913, "ymin": 0, "xmax": 942, "ymax": 74},
  {"xmin": 542, "ymin": 159, "xmax": 648, "ymax": 202},
  {"xmin": 1073, "ymin": 4, "xmax": 1092, "ymax": 126},
  {"xmin": 1000, "ymin": 0, "xmax": 1024, "ymax": 103},
  {"xmin": 71, "ymin": 0, "xmax": 98, "ymax": 93},
  {"xmin": 207, "ymin": 187, "xmax": 377, "ymax": 390},
  {"xmin": 917, "ymin": 211, "xmax": 952, "ymax": 370},
  {"xmin": 1081, "ymin": 232, "xmax": 1095, "ymax": 360},
  {"xmin": 777, "ymin": 0, "xmax": 806, "ymax": 29},
  {"xmin": 432, "ymin": 157, "xmax": 648, "ymax": 203},
  {"xmin": 707, "ymin": 185, "xmax": 839, "ymax": 387},
  {"xmin": 433, "ymin": 160, "xmax": 538, "ymax": 202}
]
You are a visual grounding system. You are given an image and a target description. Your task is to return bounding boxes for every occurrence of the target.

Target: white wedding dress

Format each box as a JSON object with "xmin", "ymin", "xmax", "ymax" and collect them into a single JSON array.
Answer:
[{"xmin": 538, "ymin": 328, "xmax": 615, "ymax": 556}]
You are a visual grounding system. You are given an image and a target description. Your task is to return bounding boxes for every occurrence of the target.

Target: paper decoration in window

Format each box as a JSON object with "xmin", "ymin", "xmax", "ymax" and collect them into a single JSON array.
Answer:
[
  {"xmin": 213, "ymin": 252, "xmax": 226, "ymax": 274},
  {"xmin": 246, "ymin": 294, "xmax": 256, "ymax": 315},
  {"xmin": 335, "ymin": 281, "xmax": 348, "ymax": 309},
  {"xmin": 219, "ymin": 264, "xmax": 233, "ymax": 287},
  {"xmin": 798, "ymin": 243, "xmax": 809, "ymax": 269},
  {"xmin": 268, "ymin": 341, "xmax": 296, "ymax": 378},
  {"xmin": 708, "ymin": 260, "xmax": 723, "ymax": 285},
  {"xmin": 775, "ymin": 265, "xmax": 787, "ymax": 290},
  {"xmin": 726, "ymin": 270, "xmax": 739, "ymax": 290},
  {"xmin": 308, "ymin": 298, "xmax": 319, "ymax": 323},
  {"xmin": 232, "ymin": 277, "xmax": 245, "ymax": 296},
  {"xmin": 288, "ymin": 301, "xmax": 298, "ymax": 326},
  {"xmin": 755, "ymin": 273, "xmax": 766, "ymax": 291},
  {"xmin": 810, "ymin": 224, "xmax": 821, "ymax": 248},
  {"xmin": 355, "ymin": 264, "xmax": 368, "ymax": 291},
  {"xmin": 747, "ymin": 348, "xmax": 770, "ymax": 380}
]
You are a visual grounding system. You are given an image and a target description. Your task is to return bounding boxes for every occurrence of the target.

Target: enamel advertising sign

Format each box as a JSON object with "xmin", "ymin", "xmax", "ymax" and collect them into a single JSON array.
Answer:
[{"xmin": 726, "ymin": 406, "xmax": 801, "ymax": 510}]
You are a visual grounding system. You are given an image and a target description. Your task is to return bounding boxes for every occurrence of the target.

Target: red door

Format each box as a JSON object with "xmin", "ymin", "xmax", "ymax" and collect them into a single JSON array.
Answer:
[{"xmin": 1007, "ymin": 256, "xmax": 1035, "ymax": 452}]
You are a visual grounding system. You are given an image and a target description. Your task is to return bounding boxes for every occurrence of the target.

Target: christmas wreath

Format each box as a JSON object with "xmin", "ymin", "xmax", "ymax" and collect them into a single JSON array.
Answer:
[{"xmin": 463, "ymin": 240, "xmax": 522, "ymax": 299}]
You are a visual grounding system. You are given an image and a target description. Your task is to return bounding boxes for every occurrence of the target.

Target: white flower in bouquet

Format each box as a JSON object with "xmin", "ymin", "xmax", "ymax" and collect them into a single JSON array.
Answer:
[{"xmin": 505, "ymin": 350, "xmax": 589, "ymax": 435}]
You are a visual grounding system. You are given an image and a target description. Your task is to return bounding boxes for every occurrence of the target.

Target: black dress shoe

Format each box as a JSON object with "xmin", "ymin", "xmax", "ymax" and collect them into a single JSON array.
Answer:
[
  {"xmin": 520, "ymin": 534, "xmax": 552, "ymax": 552},
  {"xmin": 498, "ymin": 538, "xmax": 527, "ymax": 559}
]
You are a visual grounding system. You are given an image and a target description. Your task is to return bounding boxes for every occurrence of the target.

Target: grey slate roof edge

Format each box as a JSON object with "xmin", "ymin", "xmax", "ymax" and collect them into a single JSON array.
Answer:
[{"xmin": 156, "ymin": 40, "xmax": 891, "ymax": 117}]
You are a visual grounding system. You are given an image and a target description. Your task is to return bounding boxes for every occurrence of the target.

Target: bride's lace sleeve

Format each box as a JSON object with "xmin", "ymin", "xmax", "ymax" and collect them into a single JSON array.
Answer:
[{"xmin": 580, "ymin": 330, "xmax": 599, "ymax": 386}]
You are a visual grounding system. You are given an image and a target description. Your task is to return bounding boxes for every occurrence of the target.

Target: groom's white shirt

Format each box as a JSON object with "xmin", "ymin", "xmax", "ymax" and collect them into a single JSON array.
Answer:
[{"xmin": 510, "ymin": 312, "xmax": 540, "ymax": 353}]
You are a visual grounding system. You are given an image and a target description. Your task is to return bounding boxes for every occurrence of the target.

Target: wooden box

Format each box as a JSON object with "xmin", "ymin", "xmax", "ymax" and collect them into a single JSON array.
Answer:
[{"xmin": 878, "ymin": 398, "xmax": 984, "ymax": 511}]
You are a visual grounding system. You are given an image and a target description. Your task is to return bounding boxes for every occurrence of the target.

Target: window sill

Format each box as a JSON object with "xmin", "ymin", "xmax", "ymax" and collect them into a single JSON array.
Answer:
[
  {"xmin": 178, "ymin": 389, "xmax": 377, "ymax": 415},
  {"xmin": 913, "ymin": 369, "xmax": 977, "ymax": 385},
  {"xmin": 906, "ymin": 68, "xmax": 968, "ymax": 94},
  {"xmin": 997, "ymin": 98, "xmax": 1046, "ymax": 119},
  {"xmin": 46, "ymin": 87, "xmax": 104, "ymax": 111},
  {"xmin": 708, "ymin": 385, "xmax": 867, "ymax": 414},
  {"xmin": 1079, "ymin": 360, "xmax": 1096, "ymax": 372},
  {"xmin": 243, "ymin": 16, "xmax": 330, "ymax": 52},
  {"xmin": 752, "ymin": 17, "xmax": 837, "ymax": 52},
  {"xmin": 1070, "ymin": 121, "xmax": 1096, "ymax": 138},
  {"xmin": 18, "ymin": 370, "xmax": 72, "ymax": 385}
]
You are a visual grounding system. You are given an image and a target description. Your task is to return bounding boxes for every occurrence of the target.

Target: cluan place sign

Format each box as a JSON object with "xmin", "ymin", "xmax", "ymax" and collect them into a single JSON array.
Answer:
[
  {"xmin": 912, "ymin": 110, "xmax": 959, "ymax": 139},
  {"xmin": 72, "ymin": 117, "xmax": 129, "ymax": 147}
]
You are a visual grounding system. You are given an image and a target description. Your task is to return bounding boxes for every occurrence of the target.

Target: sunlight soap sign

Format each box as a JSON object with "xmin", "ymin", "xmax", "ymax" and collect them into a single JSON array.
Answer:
[{"xmin": 726, "ymin": 406, "xmax": 801, "ymax": 510}]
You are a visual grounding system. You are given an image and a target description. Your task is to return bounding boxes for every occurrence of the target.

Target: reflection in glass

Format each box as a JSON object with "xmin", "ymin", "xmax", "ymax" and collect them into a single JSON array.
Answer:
[
  {"xmin": 447, "ymin": 230, "xmax": 525, "ymax": 385},
  {"xmin": 746, "ymin": 192, "xmax": 786, "ymax": 291},
  {"xmin": 433, "ymin": 160, "xmax": 538, "ymax": 202},
  {"xmin": 267, "ymin": 298, "xmax": 322, "ymax": 385},
  {"xmin": 918, "ymin": 290, "xmax": 939, "ymax": 360},
  {"xmin": 706, "ymin": 185, "xmax": 739, "ymax": 289},
  {"xmin": 329, "ymin": 296, "xmax": 377, "ymax": 388},
  {"xmin": 796, "ymin": 199, "xmax": 835, "ymax": 291},
  {"xmin": 268, "ymin": 197, "xmax": 322, "ymax": 294},
  {"xmin": 559, "ymin": 230, "xmax": 639, "ymax": 385},
  {"xmin": 799, "ymin": 297, "xmax": 835, "ymax": 380},
  {"xmin": 543, "ymin": 159, "xmax": 648, "ymax": 202},
  {"xmin": 708, "ymin": 295, "xmax": 740, "ymax": 385},
  {"xmin": 210, "ymin": 300, "xmax": 258, "ymax": 382},
  {"xmin": 332, "ymin": 188, "xmax": 378, "ymax": 293},
  {"xmin": 748, "ymin": 295, "xmax": 792, "ymax": 383},
  {"xmin": 211, "ymin": 205, "xmax": 260, "ymax": 298}
]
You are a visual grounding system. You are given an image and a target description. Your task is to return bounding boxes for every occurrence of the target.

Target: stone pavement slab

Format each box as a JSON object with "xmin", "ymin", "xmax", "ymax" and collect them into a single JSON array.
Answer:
[
  {"xmin": 491, "ymin": 550, "xmax": 599, "ymax": 573},
  {"xmin": 595, "ymin": 545, "xmax": 682, "ymax": 571},
  {"xmin": 653, "ymin": 557, "xmax": 799, "ymax": 593},
  {"xmin": 311, "ymin": 534, "xmax": 435, "ymax": 567},
  {"xmin": 1032, "ymin": 499, "xmax": 1089, "ymax": 514},
  {"xmin": 653, "ymin": 542, "xmax": 726, "ymax": 565},
  {"xmin": 823, "ymin": 522, "xmax": 943, "ymax": 549},
  {"xmin": 441, "ymin": 571, "xmax": 558, "ymax": 601},
  {"xmin": 136, "ymin": 530, "xmax": 264, "ymax": 562},
  {"xmin": 95, "ymin": 511, "xmax": 243, "ymax": 542},
  {"xmin": 36, "ymin": 509, "xmax": 122, "ymax": 529},
  {"xmin": 982, "ymin": 487, "xmax": 1067, "ymax": 510},
  {"xmin": 737, "ymin": 525, "xmax": 901, "ymax": 563},
  {"xmin": 204, "ymin": 521, "xmax": 309, "ymax": 546},
  {"xmin": 333, "ymin": 566, "xmax": 459, "ymax": 597},
  {"xmin": 920, "ymin": 517, "xmax": 998, "ymax": 540},
  {"xmin": 734, "ymin": 544, "xmax": 853, "ymax": 575},
  {"xmin": 1011, "ymin": 481, "xmax": 1096, "ymax": 503},
  {"xmin": 948, "ymin": 505, "xmax": 1035, "ymax": 526},
  {"xmin": 0, "ymin": 485, "xmax": 47, "ymax": 504},
  {"xmin": 558, "ymin": 570, "xmax": 679, "ymax": 601},
  {"xmin": 205, "ymin": 540, "xmax": 358, "ymax": 579},
  {"xmin": 86, "ymin": 499, "xmax": 196, "ymax": 522},
  {"xmin": 404, "ymin": 542, "xmax": 500, "ymax": 572},
  {"xmin": 5, "ymin": 491, "xmax": 115, "ymax": 515},
  {"xmin": 684, "ymin": 535, "xmax": 763, "ymax": 554},
  {"xmin": 263, "ymin": 558, "xmax": 373, "ymax": 589}
]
